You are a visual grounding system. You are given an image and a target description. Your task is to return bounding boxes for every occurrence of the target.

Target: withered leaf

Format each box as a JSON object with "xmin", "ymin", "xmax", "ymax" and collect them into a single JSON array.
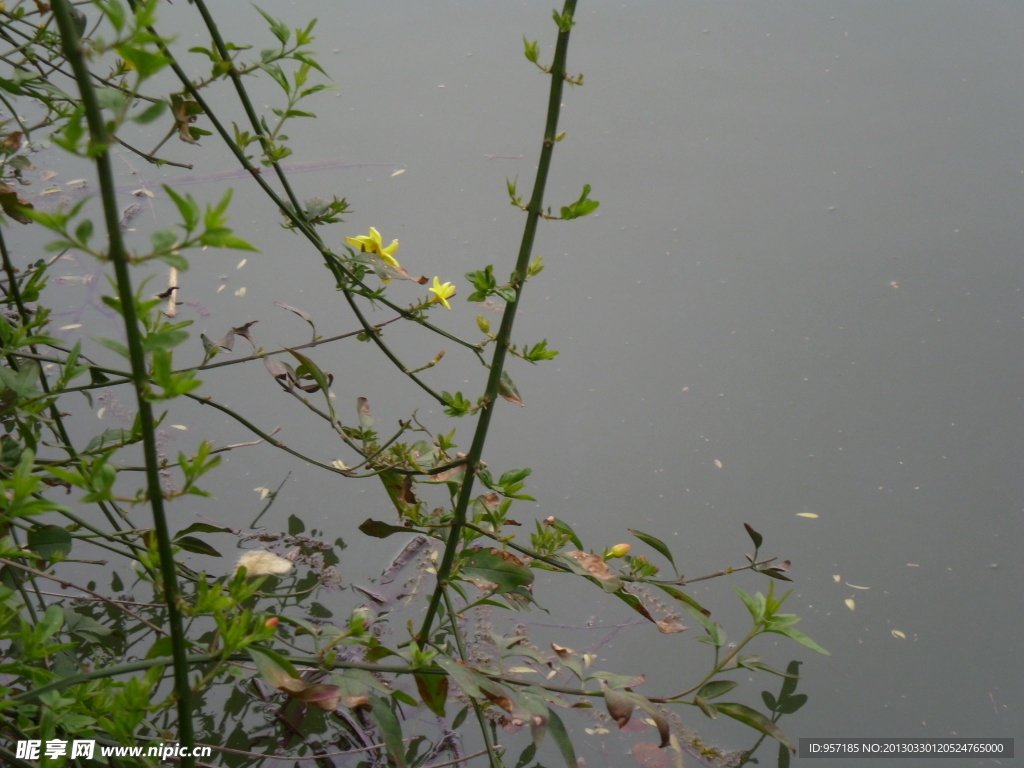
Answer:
[
  {"xmin": 264, "ymin": 356, "xmax": 297, "ymax": 390},
  {"xmin": 562, "ymin": 550, "xmax": 621, "ymax": 592},
  {"xmin": 274, "ymin": 301, "xmax": 317, "ymax": 340},
  {"xmin": 655, "ymin": 618, "xmax": 689, "ymax": 635},
  {"xmin": 498, "ymin": 370, "xmax": 525, "ymax": 407},
  {"xmin": 0, "ymin": 182, "xmax": 33, "ymax": 224}
]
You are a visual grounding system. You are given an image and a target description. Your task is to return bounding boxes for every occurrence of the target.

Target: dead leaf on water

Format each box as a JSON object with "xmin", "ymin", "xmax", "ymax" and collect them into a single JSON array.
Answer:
[
  {"xmin": 845, "ymin": 599, "xmax": 855, "ymax": 611},
  {"xmin": 236, "ymin": 258, "xmax": 247, "ymax": 269},
  {"xmin": 846, "ymin": 582, "xmax": 870, "ymax": 590},
  {"xmin": 892, "ymin": 629, "xmax": 906, "ymax": 639},
  {"xmin": 40, "ymin": 170, "xmax": 58, "ymax": 181},
  {"xmin": 832, "ymin": 575, "xmax": 841, "ymax": 582}
]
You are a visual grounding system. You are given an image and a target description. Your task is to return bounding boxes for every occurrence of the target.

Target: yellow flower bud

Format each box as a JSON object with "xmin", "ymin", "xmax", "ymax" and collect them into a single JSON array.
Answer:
[{"xmin": 608, "ymin": 543, "xmax": 631, "ymax": 559}]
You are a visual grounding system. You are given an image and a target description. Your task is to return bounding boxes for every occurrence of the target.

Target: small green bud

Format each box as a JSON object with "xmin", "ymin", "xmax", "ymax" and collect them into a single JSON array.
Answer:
[
  {"xmin": 555, "ymin": 131, "xmax": 566, "ymax": 142},
  {"xmin": 476, "ymin": 315, "xmax": 491, "ymax": 334}
]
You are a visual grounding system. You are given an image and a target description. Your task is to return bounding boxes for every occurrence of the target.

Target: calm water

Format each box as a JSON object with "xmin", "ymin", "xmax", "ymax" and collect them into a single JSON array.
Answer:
[{"xmin": 12, "ymin": 2, "xmax": 1022, "ymax": 766}]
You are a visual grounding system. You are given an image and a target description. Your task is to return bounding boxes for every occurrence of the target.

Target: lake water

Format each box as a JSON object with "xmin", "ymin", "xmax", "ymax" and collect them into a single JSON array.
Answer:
[{"xmin": 8, "ymin": 2, "xmax": 1022, "ymax": 766}]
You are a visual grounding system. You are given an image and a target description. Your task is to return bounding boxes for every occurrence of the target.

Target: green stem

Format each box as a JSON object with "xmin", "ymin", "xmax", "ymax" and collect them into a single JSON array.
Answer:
[
  {"xmin": 50, "ymin": 3, "xmax": 196, "ymax": 764},
  {"xmin": 443, "ymin": 589, "xmax": 503, "ymax": 768},
  {"xmin": 417, "ymin": 0, "xmax": 578, "ymax": 645}
]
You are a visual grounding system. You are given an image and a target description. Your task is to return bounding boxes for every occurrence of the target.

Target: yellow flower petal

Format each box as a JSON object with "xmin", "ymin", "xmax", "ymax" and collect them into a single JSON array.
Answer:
[{"xmin": 428, "ymin": 276, "xmax": 456, "ymax": 310}]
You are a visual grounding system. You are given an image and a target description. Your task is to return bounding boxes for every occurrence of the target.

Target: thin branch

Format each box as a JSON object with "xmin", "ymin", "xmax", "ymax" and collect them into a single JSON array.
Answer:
[{"xmin": 0, "ymin": 558, "xmax": 168, "ymax": 636}]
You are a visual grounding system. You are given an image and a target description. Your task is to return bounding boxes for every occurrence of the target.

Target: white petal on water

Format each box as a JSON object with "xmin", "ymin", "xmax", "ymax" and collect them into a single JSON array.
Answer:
[
  {"xmin": 713, "ymin": 459, "xmax": 723, "ymax": 469},
  {"xmin": 390, "ymin": 169, "xmax": 406, "ymax": 177},
  {"xmin": 253, "ymin": 487, "xmax": 271, "ymax": 499},
  {"xmin": 234, "ymin": 287, "xmax": 247, "ymax": 297},
  {"xmin": 235, "ymin": 550, "xmax": 293, "ymax": 577},
  {"xmin": 846, "ymin": 582, "xmax": 870, "ymax": 590},
  {"xmin": 844, "ymin": 599, "xmax": 855, "ymax": 611},
  {"xmin": 891, "ymin": 629, "xmax": 906, "ymax": 639},
  {"xmin": 832, "ymin": 574, "xmax": 841, "ymax": 582},
  {"xmin": 796, "ymin": 512, "xmax": 819, "ymax": 518},
  {"xmin": 236, "ymin": 258, "xmax": 247, "ymax": 269},
  {"xmin": 97, "ymin": 407, "xmax": 106, "ymax": 419},
  {"xmin": 217, "ymin": 284, "xmax": 226, "ymax": 293},
  {"xmin": 59, "ymin": 324, "xmax": 82, "ymax": 330},
  {"xmin": 171, "ymin": 424, "xmax": 188, "ymax": 431}
]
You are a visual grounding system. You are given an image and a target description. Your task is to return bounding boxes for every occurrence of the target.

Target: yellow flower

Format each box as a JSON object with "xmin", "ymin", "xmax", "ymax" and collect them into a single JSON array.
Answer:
[
  {"xmin": 428, "ymin": 276, "xmax": 456, "ymax": 310},
  {"xmin": 345, "ymin": 227, "xmax": 400, "ymax": 268}
]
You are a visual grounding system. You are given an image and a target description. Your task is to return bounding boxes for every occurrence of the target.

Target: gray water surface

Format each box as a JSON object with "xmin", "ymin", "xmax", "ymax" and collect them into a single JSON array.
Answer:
[{"xmin": 13, "ymin": 2, "xmax": 1022, "ymax": 766}]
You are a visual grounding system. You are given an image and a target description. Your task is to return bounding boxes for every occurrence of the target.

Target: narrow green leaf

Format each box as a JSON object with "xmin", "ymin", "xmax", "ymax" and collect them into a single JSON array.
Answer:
[
  {"xmin": 743, "ymin": 523, "xmax": 763, "ymax": 550},
  {"xmin": 546, "ymin": 707, "xmax": 577, "ymax": 768},
  {"xmin": 174, "ymin": 535, "xmax": 221, "ymax": 557},
  {"xmin": 716, "ymin": 702, "xmax": 795, "ymax": 752},
  {"xmin": 367, "ymin": 693, "xmax": 407, "ymax": 768},
  {"xmin": 628, "ymin": 528, "xmax": 678, "ymax": 576},
  {"xmin": 697, "ymin": 680, "xmax": 738, "ymax": 701},
  {"xmin": 770, "ymin": 626, "xmax": 830, "ymax": 655}
]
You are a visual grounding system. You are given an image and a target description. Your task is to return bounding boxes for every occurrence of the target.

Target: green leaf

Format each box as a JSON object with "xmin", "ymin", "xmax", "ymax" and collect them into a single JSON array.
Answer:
[
  {"xmin": 174, "ymin": 536, "xmax": 221, "ymax": 557},
  {"xmin": 737, "ymin": 655, "xmax": 800, "ymax": 679},
  {"xmin": 695, "ymin": 695, "xmax": 718, "ymax": 719},
  {"xmin": 37, "ymin": 604, "xmax": 65, "ymax": 642},
  {"xmin": 735, "ymin": 587, "xmax": 765, "ymax": 625},
  {"xmin": 770, "ymin": 626, "xmax": 830, "ymax": 655},
  {"xmin": 164, "ymin": 185, "xmax": 200, "ymax": 231},
  {"xmin": 27, "ymin": 525, "xmax": 72, "ymax": 561},
  {"xmin": 716, "ymin": 702, "xmax": 795, "ymax": 752},
  {"xmin": 697, "ymin": 680, "xmax": 739, "ymax": 701},
  {"xmin": 546, "ymin": 706, "xmax": 577, "ymax": 768},
  {"xmin": 655, "ymin": 583, "xmax": 710, "ymax": 617},
  {"xmin": 133, "ymin": 100, "xmax": 167, "ymax": 124},
  {"xmin": 743, "ymin": 522, "xmax": 763, "ymax": 550},
  {"xmin": 358, "ymin": 519, "xmax": 411, "ymax": 539},
  {"xmin": 288, "ymin": 348, "xmax": 335, "ymax": 421},
  {"xmin": 115, "ymin": 44, "xmax": 170, "ymax": 79},
  {"xmin": 628, "ymin": 528, "xmax": 678, "ymax": 576},
  {"xmin": 175, "ymin": 522, "xmax": 233, "ymax": 537},
  {"xmin": 367, "ymin": 693, "xmax": 407, "ymax": 768},
  {"xmin": 248, "ymin": 645, "xmax": 302, "ymax": 691},
  {"xmin": 461, "ymin": 548, "xmax": 534, "ymax": 594}
]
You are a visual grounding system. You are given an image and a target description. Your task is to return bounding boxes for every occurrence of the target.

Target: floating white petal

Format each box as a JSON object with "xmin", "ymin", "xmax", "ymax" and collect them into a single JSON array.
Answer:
[{"xmin": 235, "ymin": 550, "xmax": 294, "ymax": 577}]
